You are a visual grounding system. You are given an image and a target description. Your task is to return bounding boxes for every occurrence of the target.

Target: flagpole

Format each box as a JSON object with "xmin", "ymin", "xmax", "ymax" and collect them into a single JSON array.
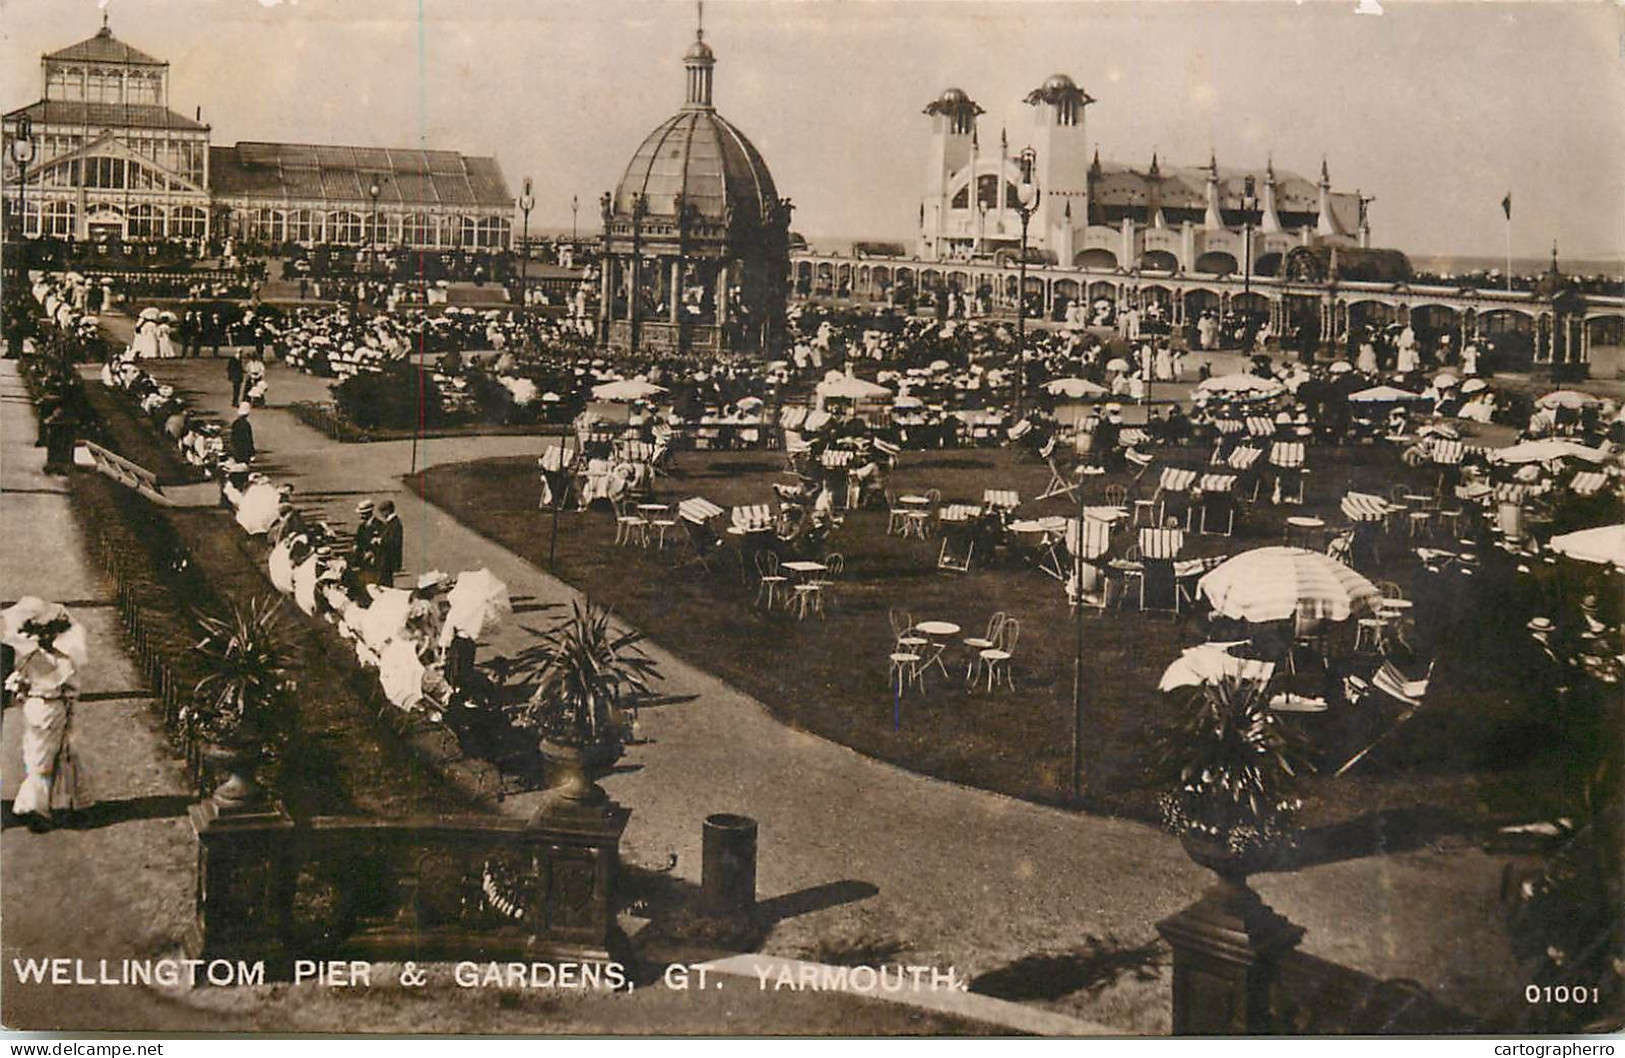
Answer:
[{"xmin": 1504, "ymin": 201, "xmax": 1512, "ymax": 293}]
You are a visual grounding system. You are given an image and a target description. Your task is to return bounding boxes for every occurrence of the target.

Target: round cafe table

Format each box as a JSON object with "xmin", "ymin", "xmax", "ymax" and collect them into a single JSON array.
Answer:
[{"xmin": 1285, "ymin": 516, "xmax": 1326, "ymax": 550}]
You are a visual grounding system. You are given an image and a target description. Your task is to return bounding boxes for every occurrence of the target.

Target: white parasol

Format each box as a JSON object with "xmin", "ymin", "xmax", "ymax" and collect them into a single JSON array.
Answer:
[
  {"xmin": 591, "ymin": 379, "xmax": 668, "ymax": 402},
  {"xmin": 1328, "ymin": 361, "xmax": 1353, "ymax": 375},
  {"xmin": 442, "ymin": 568, "xmax": 512, "ymax": 643},
  {"xmin": 1105, "ymin": 358, "xmax": 1130, "ymax": 372},
  {"xmin": 1432, "ymin": 372, "xmax": 1459, "ymax": 389},
  {"xmin": 1548, "ymin": 525, "xmax": 1625, "ymax": 567},
  {"xmin": 1492, "ymin": 439, "xmax": 1608, "ymax": 465},
  {"xmin": 1045, "ymin": 377, "xmax": 1109, "ymax": 399},
  {"xmin": 1197, "ymin": 546, "xmax": 1380, "ymax": 623},
  {"xmin": 1348, "ymin": 385, "xmax": 1426, "ymax": 403},
  {"xmin": 1536, "ymin": 390, "xmax": 1603, "ymax": 411},
  {"xmin": 377, "ymin": 638, "xmax": 426, "ymax": 711},
  {"xmin": 1460, "ymin": 378, "xmax": 1488, "ymax": 394},
  {"xmin": 1158, "ymin": 644, "xmax": 1276, "ymax": 692}
]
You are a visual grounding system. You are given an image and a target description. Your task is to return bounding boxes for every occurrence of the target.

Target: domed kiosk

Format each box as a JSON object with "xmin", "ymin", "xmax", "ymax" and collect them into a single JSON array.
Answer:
[{"xmin": 599, "ymin": 21, "xmax": 792, "ymax": 356}]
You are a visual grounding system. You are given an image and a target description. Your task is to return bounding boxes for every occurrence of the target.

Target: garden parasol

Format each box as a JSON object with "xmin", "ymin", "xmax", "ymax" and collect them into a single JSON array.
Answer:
[
  {"xmin": 1197, "ymin": 546, "xmax": 1380, "ymax": 623},
  {"xmin": 443, "ymin": 568, "xmax": 512, "ymax": 643}
]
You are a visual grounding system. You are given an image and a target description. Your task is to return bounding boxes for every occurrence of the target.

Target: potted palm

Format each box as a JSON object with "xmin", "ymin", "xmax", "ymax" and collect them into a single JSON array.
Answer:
[
  {"xmin": 1157, "ymin": 675, "xmax": 1311, "ymax": 889},
  {"xmin": 188, "ymin": 596, "xmax": 294, "ymax": 811},
  {"xmin": 509, "ymin": 601, "xmax": 657, "ymax": 808}
]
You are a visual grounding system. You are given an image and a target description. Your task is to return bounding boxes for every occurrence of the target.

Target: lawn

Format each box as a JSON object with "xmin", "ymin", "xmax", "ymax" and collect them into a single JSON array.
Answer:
[{"xmin": 413, "ymin": 441, "xmax": 1577, "ymax": 832}]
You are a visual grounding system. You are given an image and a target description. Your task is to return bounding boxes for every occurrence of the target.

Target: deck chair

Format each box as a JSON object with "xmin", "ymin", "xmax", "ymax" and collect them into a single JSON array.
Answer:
[
  {"xmin": 1227, "ymin": 445, "xmax": 1265, "ymax": 502},
  {"xmin": 982, "ymin": 488, "xmax": 1020, "ymax": 514},
  {"xmin": 937, "ymin": 530, "xmax": 975, "ymax": 573},
  {"xmin": 783, "ymin": 431, "xmax": 813, "ymax": 474},
  {"xmin": 1269, "ymin": 442, "xmax": 1307, "ymax": 505},
  {"xmin": 1150, "ymin": 467, "xmax": 1199, "ymax": 528},
  {"xmin": 732, "ymin": 503, "xmax": 774, "ymax": 533},
  {"xmin": 1038, "ymin": 447, "xmax": 1079, "ymax": 501},
  {"xmin": 1045, "ymin": 515, "xmax": 1112, "ymax": 582},
  {"xmin": 1336, "ymin": 659, "xmax": 1437, "ymax": 776},
  {"xmin": 1193, "ymin": 473, "xmax": 1239, "ymax": 536},
  {"xmin": 1138, "ymin": 527, "xmax": 1185, "ymax": 614},
  {"xmin": 676, "ymin": 496, "xmax": 724, "ymax": 571}
]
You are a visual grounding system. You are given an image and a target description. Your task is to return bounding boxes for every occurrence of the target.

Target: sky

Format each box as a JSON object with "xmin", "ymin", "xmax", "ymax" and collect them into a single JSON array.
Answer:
[{"xmin": 2, "ymin": 0, "xmax": 1622, "ymax": 262}]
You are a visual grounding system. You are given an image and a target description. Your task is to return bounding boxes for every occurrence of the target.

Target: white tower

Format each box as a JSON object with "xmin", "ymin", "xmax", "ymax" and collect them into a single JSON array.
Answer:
[
  {"xmin": 919, "ymin": 87, "xmax": 984, "ymax": 261},
  {"xmin": 1024, "ymin": 73, "xmax": 1093, "ymax": 259}
]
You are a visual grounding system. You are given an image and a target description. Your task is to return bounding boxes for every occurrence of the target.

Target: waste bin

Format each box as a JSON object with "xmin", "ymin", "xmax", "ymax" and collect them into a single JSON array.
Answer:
[{"xmin": 702, "ymin": 813, "xmax": 757, "ymax": 914}]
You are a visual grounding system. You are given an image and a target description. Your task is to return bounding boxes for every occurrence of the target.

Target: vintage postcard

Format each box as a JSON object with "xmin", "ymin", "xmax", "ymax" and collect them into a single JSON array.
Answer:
[{"xmin": 1, "ymin": 0, "xmax": 1622, "ymax": 1040}]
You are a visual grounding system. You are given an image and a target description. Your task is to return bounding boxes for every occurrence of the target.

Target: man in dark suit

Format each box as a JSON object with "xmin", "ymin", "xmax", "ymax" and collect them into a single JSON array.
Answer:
[
  {"xmin": 229, "ymin": 403, "xmax": 255, "ymax": 465},
  {"xmin": 373, "ymin": 499, "xmax": 403, "ymax": 587},
  {"xmin": 227, "ymin": 353, "xmax": 245, "ymax": 406}
]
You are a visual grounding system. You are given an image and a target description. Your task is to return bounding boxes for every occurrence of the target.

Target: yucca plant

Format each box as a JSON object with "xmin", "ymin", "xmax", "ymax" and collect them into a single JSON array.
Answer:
[
  {"xmin": 1156, "ymin": 676, "xmax": 1313, "ymax": 859},
  {"xmin": 511, "ymin": 601, "xmax": 658, "ymax": 749},
  {"xmin": 189, "ymin": 595, "xmax": 294, "ymax": 748}
]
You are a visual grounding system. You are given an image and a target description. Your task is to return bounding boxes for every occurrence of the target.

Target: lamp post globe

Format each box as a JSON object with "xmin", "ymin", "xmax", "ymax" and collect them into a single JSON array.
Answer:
[{"xmin": 11, "ymin": 115, "xmax": 35, "ymax": 242}]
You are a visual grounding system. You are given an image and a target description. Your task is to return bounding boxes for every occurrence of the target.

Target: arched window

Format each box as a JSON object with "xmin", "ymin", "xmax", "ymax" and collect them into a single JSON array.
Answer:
[
  {"xmin": 43, "ymin": 201, "xmax": 76, "ymax": 237},
  {"xmin": 288, "ymin": 209, "xmax": 319, "ymax": 244},
  {"xmin": 127, "ymin": 203, "xmax": 165, "ymax": 238},
  {"xmin": 170, "ymin": 205, "xmax": 207, "ymax": 238},
  {"xmin": 251, "ymin": 208, "xmax": 285, "ymax": 243},
  {"xmin": 328, "ymin": 211, "xmax": 363, "ymax": 244},
  {"xmin": 951, "ymin": 186, "xmax": 969, "ymax": 209},
  {"xmin": 401, "ymin": 213, "xmax": 435, "ymax": 246},
  {"xmin": 457, "ymin": 215, "xmax": 477, "ymax": 247},
  {"xmin": 476, "ymin": 216, "xmax": 510, "ymax": 249}
]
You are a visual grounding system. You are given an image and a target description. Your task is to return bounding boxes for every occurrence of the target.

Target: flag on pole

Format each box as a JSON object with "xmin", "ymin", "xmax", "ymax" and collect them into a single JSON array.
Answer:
[{"xmin": 1502, "ymin": 193, "xmax": 1512, "ymax": 220}]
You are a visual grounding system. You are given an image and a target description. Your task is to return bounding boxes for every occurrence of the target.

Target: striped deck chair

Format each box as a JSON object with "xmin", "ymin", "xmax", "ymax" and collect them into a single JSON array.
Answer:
[
  {"xmin": 1194, "ymin": 472, "xmax": 1239, "ymax": 536},
  {"xmin": 1214, "ymin": 419, "xmax": 1245, "ymax": 436},
  {"xmin": 677, "ymin": 497, "xmax": 725, "ymax": 570},
  {"xmin": 821, "ymin": 449, "xmax": 855, "ymax": 470},
  {"xmin": 1246, "ymin": 416, "xmax": 1276, "ymax": 439},
  {"xmin": 780, "ymin": 406, "xmax": 809, "ymax": 430},
  {"xmin": 1337, "ymin": 660, "xmax": 1436, "ymax": 776},
  {"xmin": 1570, "ymin": 471, "xmax": 1608, "ymax": 497},
  {"xmin": 1151, "ymin": 467, "xmax": 1199, "ymax": 527},
  {"xmin": 803, "ymin": 410, "xmax": 832, "ymax": 432},
  {"xmin": 1270, "ymin": 442, "xmax": 1308, "ymax": 505},
  {"xmin": 731, "ymin": 503, "xmax": 774, "ymax": 532},
  {"xmin": 1226, "ymin": 445, "xmax": 1265, "ymax": 501},
  {"xmin": 982, "ymin": 488, "xmax": 1020, "ymax": 513},
  {"xmin": 1042, "ymin": 515, "xmax": 1113, "ymax": 582},
  {"xmin": 1120, "ymin": 427, "xmax": 1150, "ymax": 449},
  {"xmin": 873, "ymin": 438, "xmax": 902, "ymax": 468},
  {"xmin": 650, "ymin": 424, "xmax": 677, "ymax": 477},
  {"xmin": 1138, "ymin": 526, "xmax": 1186, "ymax": 614}
]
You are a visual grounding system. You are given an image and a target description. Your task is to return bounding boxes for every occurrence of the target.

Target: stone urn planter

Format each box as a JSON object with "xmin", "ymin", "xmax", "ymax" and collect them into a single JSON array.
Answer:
[
  {"xmin": 202, "ymin": 738, "xmax": 266, "ymax": 812},
  {"xmin": 538, "ymin": 737, "xmax": 623, "ymax": 807}
]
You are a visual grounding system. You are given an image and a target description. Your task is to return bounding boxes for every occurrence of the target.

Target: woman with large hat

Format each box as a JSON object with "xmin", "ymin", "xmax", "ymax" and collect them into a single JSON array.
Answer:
[{"xmin": 3, "ymin": 599, "xmax": 89, "ymax": 832}]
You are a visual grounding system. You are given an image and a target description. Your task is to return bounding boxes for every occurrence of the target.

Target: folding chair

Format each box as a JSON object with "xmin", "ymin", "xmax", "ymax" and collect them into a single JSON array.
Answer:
[
  {"xmin": 1336, "ymin": 659, "xmax": 1436, "ymax": 776},
  {"xmin": 937, "ymin": 534, "xmax": 974, "ymax": 573},
  {"xmin": 1038, "ymin": 446, "xmax": 1080, "ymax": 502},
  {"xmin": 982, "ymin": 488, "xmax": 1020, "ymax": 514},
  {"xmin": 1193, "ymin": 473, "xmax": 1238, "ymax": 536},
  {"xmin": 1137, "ymin": 527, "xmax": 1185, "ymax": 614},
  {"xmin": 1269, "ymin": 442, "xmax": 1307, "ymax": 505},
  {"xmin": 1227, "ymin": 445, "xmax": 1265, "ymax": 502},
  {"xmin": 1149, "ymin": 467, "xmax": 1198, "ymax": 528},
  {"xmin": 676, "ymin": 497, "xmax": 724, "ymax": 571}
]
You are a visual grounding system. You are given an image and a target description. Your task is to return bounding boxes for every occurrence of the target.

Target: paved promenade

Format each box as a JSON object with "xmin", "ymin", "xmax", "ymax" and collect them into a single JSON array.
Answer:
[{"xmin": 121, "ymin": 348, "xmax": 1525, "ymax": 1025}]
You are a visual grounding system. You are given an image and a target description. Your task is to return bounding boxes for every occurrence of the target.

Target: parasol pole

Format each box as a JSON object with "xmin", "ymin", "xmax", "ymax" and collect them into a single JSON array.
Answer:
[{"xmin": 1071, "ymin": 481, "xmax": 1087, "ymax": 799}]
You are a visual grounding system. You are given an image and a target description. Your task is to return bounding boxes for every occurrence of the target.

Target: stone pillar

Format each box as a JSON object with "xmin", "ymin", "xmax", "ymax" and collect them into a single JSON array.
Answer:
[
  {"xmin": 187, "ymin": 797, "xmax": 295, "ymax": 964},
  {"xmin": 1157, "ymin": 872, "xmax": 1304, "ymax": 1035},
  {"xmin": 669, "ymin": 258, "xmax": 682, "ymax": 325}
]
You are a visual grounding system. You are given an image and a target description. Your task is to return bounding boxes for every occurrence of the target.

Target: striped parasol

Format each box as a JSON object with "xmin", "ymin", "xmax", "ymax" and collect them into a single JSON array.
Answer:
[{"xmin": 1197, "ymin": 546, "xmax": 1380, "ymax": 623}]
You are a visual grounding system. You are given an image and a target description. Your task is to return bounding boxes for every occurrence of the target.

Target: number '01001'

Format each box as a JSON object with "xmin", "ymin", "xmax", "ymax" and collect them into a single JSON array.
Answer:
[{"xmin": 1525, "ymin": 985, "xmax": 1600, "ymax": 1004}]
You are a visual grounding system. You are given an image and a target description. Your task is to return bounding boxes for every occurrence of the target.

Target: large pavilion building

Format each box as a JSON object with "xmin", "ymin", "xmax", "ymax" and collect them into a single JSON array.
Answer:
[
  {"xmin": 918, "ymin": 75, "xmax": 1368, "ymax": 277},
  {"xmin": 598, "ymin": 20, "xmax": 792, "ymax": 355},
  {"xmin": 2, "ymin": 19, "xmax": 514, "ymax": 249}
]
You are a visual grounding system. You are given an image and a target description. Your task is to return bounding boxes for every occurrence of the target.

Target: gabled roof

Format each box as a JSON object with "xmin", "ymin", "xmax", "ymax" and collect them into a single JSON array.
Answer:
[
  {"xmin": 208, "ymin": 141, "xmax": 513, "ymax": 209},
  {"xmin": 45, "ymin": 26, "xmax": 165, "ymax": 66},
  {"xmin": 4, "ymin": 99, "xmax": 205, "ymax": 132}
]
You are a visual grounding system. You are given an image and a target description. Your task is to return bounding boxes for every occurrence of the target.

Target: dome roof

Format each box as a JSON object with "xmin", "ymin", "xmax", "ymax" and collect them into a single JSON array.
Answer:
[
  {"xmin": 612, "ymin": 108, "xmax": 779, "ymax": 228},
  {"xmin": 1042, "ymin": 73, "xmax": 1076, "ymax": 92},
  {"xmin": 684, "ymin": 37, "xmax": 714, "ymax": 62},
  {"xmin": 939, "ymin": 87, "xmax": 971, "ymax": 106}
]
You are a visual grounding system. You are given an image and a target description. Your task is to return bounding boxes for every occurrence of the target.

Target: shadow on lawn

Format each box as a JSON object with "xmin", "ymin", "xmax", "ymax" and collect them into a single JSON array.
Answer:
[
  {"xmin": 1278, "ymin": 805, "xmax": 1477, "ymax": 869},
  {"xmin": 969, "ymin": 936, "xmax": 1167, "ymax": 1002},
  {"xmin": 622, "ymin": 869, "xmax": 880, "ymax": 978}
]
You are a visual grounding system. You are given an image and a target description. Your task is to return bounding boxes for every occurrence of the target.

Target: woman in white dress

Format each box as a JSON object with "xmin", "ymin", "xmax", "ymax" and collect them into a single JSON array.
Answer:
[
  {"xmin": 4, "ymin": 601, "xmax": 89, "ymax": 832},
  {"xmin": 1154, "ymin": 344, "xmax": 1174, "ymax": 382},
  {"xmin": 129, "ymin": 313, "xmax": 161, "ymax": 359},
  {"xmin": 156, "ymin": 319, "xmax": 178, "ymax": 359}
]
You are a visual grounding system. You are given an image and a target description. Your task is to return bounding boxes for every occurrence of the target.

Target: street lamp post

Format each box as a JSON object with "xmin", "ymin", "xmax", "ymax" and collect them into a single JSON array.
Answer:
[
  {"xmin": 1241, "ymin": 175, "xmax": 1257, "ymax": 350},
  {"xmin": 977, "ymin": 200, "xmax": 989, "ymax": 258},
  {"xmin": 10, "ymin": 115, "xmax": 35, "ymax": 245},
  {"xmin": 518, "ymin": 177, "xmax": 535, "ymax": 308},
  {"xmin": 571, "ymin": 194, "xmax": 579, "ymax": 245},
  {"xmin": 1014, "ymin": 146, "xmax": 1042, "ymax": 416},
  {"xmin": 367, "ymin": 180, "xmax": 382, "ymax": 280}
]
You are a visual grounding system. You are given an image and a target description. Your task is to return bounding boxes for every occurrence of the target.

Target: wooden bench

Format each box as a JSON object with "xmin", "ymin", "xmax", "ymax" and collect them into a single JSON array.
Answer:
[{"xmin": 84, "ymin": 440, "xmax": 171, "ymax": 506}]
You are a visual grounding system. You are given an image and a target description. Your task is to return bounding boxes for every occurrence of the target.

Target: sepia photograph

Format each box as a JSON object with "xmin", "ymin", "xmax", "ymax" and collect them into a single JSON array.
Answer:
[{"xmin": 0, "ymin": 0, "xmax": 1622, "ymax": 1040}]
